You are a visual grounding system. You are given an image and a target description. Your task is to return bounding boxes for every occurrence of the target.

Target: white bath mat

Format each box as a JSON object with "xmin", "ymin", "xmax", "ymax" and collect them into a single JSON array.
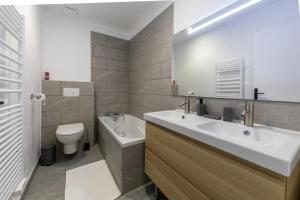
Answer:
[{"xmin": 65, "ymin": 160, "xmax": 121, "ymax": 200}]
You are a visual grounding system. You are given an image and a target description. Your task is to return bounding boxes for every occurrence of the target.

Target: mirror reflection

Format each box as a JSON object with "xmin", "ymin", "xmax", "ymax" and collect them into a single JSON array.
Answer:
[{"xmin": 173, "ymin": 0, "xmax": 300, "ymax": 102}]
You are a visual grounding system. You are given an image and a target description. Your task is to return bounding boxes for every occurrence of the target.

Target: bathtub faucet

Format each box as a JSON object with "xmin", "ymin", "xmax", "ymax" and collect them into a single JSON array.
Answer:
[
  {"xmin": 106, "ymin": 112, "xmax": 125, "ymax": 121},
  {"xmin": 119, "ymin": 112, "xmax": 125, "ymax": 121}
]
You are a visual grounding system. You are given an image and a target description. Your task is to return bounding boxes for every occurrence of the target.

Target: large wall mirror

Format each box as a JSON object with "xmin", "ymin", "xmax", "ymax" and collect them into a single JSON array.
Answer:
[{"xmin": 173, "ymin": 0, "xmax": 300, "ymax": 102}]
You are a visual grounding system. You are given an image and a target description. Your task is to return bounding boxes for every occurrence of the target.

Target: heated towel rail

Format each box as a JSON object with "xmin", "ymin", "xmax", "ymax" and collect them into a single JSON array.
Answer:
[
  {"xmin": 0, "ymin": 5, "xmax": 24, "ymax": 200},
  {"xmin": 215, "ymin": 58, "xmax": 244, "ymax": 99}
]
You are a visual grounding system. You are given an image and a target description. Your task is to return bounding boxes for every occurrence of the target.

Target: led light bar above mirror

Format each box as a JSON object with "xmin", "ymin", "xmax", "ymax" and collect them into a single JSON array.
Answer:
[{"xmin": 188, "ymin": 0, "xmax": 263, "ymax": 35}]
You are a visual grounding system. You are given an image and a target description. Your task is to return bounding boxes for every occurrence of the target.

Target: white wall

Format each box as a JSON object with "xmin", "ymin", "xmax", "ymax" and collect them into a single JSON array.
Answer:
[
  {"xmin": 42, "ymin": 8, "xmax": 129, "ymax": 82},
  {"xmin": 16, "ymin": 5, "xmax": 43, "ymax": 179},
  {"xmin": 173, "ymin": 0, "xmax": 237, "ymax": 34}
]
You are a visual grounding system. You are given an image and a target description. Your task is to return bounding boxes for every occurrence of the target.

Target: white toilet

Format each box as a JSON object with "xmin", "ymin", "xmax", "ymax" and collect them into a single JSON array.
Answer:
[{"xmin": 56, "ymin": 123, "xmax": 84, "ymax": 154}]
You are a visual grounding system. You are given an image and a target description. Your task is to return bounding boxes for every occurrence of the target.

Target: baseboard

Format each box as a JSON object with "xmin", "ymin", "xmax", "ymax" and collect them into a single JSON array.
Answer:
[{"xmin": 20, "ymin": 161, "xmax": 39, "ymax": 200}]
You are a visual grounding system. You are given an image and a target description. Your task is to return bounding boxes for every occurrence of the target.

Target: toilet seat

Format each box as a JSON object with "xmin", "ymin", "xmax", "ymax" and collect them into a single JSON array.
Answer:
[{"xmin": 56, "ymin": 123, "xmax": 84, "ymax": 136}]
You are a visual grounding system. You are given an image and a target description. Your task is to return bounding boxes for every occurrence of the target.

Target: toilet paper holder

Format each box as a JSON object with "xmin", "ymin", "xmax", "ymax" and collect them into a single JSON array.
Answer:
[{"xmin": 30, "ymin": 93, "xmax": 46, "ymax": 105}]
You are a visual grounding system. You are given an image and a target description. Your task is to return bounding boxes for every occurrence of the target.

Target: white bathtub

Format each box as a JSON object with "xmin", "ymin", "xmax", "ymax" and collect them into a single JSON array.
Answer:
[{"xmin": 98, "ymin": 114, "xmax": 145, "ymax": 147}]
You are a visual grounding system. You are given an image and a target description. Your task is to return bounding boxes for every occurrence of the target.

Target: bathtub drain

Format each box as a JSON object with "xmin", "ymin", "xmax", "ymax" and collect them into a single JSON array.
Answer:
[{"xmin": 117, "ymin": 132, "xmax": 126, "ymax": 137}]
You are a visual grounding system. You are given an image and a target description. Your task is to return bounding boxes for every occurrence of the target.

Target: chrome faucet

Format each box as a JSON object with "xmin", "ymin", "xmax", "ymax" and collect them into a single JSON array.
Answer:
[
  {"xmin": 241, "ymin": 101, "xmax": 254, "ymax": 127},
  {"xmin": 106, "ymin": 112, "xmax": 125, "ymax": 121},
  {"xmin": 180, "ymin": 96, "xmax": 191, "ymax": 114}
]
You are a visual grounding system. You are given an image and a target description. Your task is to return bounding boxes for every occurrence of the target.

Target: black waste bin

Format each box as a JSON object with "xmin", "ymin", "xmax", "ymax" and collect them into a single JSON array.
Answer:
[{"xmin": 40, "ymin": 144, "xmax": 56, "ymax": 166}]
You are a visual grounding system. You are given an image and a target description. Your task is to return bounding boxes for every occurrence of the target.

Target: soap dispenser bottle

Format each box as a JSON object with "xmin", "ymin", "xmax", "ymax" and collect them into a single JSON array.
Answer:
[{"xmin": 196, "ymin": 98, "xmax": 206, "ymax": 116}]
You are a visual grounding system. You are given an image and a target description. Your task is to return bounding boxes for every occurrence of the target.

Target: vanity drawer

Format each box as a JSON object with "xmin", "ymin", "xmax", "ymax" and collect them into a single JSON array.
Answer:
[
  {"xmin": 145, "ymin": 149, "xmax": 209, "ymax": 200},
  {"xmin": 145, "ymin": 122, "xmax": 286, "ymax": 200}
]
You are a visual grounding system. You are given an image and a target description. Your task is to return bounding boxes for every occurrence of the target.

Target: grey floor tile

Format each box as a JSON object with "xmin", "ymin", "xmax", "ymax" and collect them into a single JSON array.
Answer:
[
  {"xmin": 117, "ymin": 191, "xmax": 141, "ymax": 200},
  {"xmin": 24, "ymin": 144, "xmax": 155, "ymax": 200},
  {"xmin": 138, "ymin": 183, "xmax": 156, "ymax": 200},
  {"xmin": 65, "ymin": 145, "xmax": 104, "ymax": 170}
]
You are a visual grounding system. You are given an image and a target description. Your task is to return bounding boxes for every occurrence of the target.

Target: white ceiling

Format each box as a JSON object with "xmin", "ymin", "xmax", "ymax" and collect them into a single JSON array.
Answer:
[
  {"xmin": 42, "ymin": 0, "xmax": 239, "ymax": 40},
  {"xmin": 43, "ymin": 1, "xmax": 173, "ymax": 39}
]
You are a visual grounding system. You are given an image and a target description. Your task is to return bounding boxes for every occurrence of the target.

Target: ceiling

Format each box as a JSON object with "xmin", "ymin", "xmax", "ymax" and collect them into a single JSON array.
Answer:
[
  {"xmin": 43, "ymin": 1, "xmax": 173, "ymax": 39},
  {"xmin": 42, "ymin": 0, "xmax": 239, "ymax": 40}
]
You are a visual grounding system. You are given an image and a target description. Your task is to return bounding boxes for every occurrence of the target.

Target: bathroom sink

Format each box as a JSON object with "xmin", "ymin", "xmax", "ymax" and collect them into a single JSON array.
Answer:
[
  {"xmin": 197, "ymin": 121, "xmax": 288, "ymax": 151},
  {"xmin": 144, "ymin": 110, "xmax": 212, "ymax": 127},
  {"xmin": 144, "ymin": 110, "xmax": 300, "ymax": 176}
]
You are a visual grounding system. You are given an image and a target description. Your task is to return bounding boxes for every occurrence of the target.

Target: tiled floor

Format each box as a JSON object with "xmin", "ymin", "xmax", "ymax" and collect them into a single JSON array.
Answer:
[{"xmin": 24, "ymin": 145, "xmax": 158, "ymax": 200}]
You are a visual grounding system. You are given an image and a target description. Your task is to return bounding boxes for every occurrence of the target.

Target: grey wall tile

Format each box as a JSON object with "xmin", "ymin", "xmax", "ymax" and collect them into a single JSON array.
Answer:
[
  {"xmin": 144, "ymin": 64, "xmax": 161, "ymax": 80},
  {"xmin": 92, "ymin": 69, "xmax": 110, "ymax": 82},
  {"xmin": 128, "ymin": 6, "xmax": 175, "ymax": 118},
  {"xmin": 91, "ymin": 31, "xmax": 107, "ymax": 46},
  {"xmin": 97, "ymin": 93, "xmax": 118, "ymax": 105},
  {"xmin": 42, "ymin": 96, "xmax": 78, "ymax": 112},
  {"xmin": 202, "ymin": 98, "xmax": 300, "ymax": 133},
  {"xmin": 107, "ymin": 59, "xmax": 129, "ymax": 72},
  {"xmin": 99, "ymin": 121, "xmax": 145, "ymax": 194},
  {"xmin": 92, "ymin": 57, "xmax": 107, "ymax": 69},
  {"xmin": 129, "ymin": 95, "xmax": 144, "ymax": 107},
  {"xmin": 107, "ymin": 36, "xmax": 129, "ymax": 50},
  {"xmin": 79, "ymin": 96, "xmax": 94, "ymax": 109},
  {"xmin": 96, "ymin": 105, "xmax": 107, "ymax": 116},
  {"xmin": 92, "ymin": 32, "xmax": 129, "ymax": 126},
  {"xmin": 150, "ymin": 79, "xmax": 172, "ymax": 95},
  {"xmin": 94, "ymin": 82, "xmax": 106, "ymax": 93},
  {"xmin": 118, "ymin": 94, "xmax": 129, "ymax": 104},
  {"xmin": 42, "ymin": 111, "xmax": 60, "ymax": 128},
  {"xmin": 106, "ymin": 82, "xmax": 128, "ymax": 93},
  {"xmin": 100, "ymin": 125, "xmax": 123, "ymax": 190},
  {"xmin": 42, "ymin": 96, "xmax": 63, "ymax": 112},
  {"xmin": 60, "ymin": 109, "xmax": 93, "ymax": 124},
  {"xmin": 106, "ymin": 150, "xmax": 122, "ymax": 191},
  {"xmin": 129, "ymin": 105, "xmax": 147, "ymax": 119},
  {"xmin": 160, "ymin": 59, "xmax": 172, "ymax": 78},
  {"xmin": 150, "ymin": 42, "xmax": 172, "ymax": 65},
  {"xmin": 105, "ymin": 71, "xmax": 119, "ymax": 82},
  {"xmin": 94, "ymin": 45, "xmax": 109, "ymax": 57},
  {"xmin": 122, "ymin": 165, "xmax": 147, "ymax": 193},
  {"xmin": 118, "ymin": 72, "xmax": 129, "ymax": 82},
  {"xmin": 123, "ymin": 143, "xmax": 145, "ymax": 170},
  {"xmin": 105, "ymin": 104, "xmax": 129, "ymax": 113},
  {"xmin": 42, "ymin": 80, "xmax": 60, "ymax": 96},
  {"xmin": 110, "ymin": 48, "xmax": 129, "ymax": 61},
  {"xmin": 41, "ymin": 127, "xmax": 57, "ymax": 144},
  {"xmin": 204, "ymin": 98, "xmax": 237, "ymax": 118},
  {"xmin": 93, "ymin": 70, "xmax": 118, "ymax": 83}
]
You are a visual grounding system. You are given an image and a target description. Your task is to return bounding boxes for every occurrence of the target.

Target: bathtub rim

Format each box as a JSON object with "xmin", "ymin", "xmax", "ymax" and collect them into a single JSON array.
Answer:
[{"xmin": 98, "ymin": 114, "xmax": 145, "ymax": 148}]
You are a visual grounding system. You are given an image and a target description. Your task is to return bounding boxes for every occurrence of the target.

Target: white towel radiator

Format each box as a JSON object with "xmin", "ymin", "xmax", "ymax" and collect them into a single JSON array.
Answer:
[{"xmin": 0, "ymin": 5, "xmax": 24, "ymax": 200}]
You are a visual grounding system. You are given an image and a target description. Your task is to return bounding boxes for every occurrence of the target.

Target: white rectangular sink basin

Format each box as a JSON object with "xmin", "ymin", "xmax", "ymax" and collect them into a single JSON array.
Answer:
[
  {"xmin": 197, "ymin": 121, "xmax": 288, "ymax": 151},
  {"xmin": 145, "ymin": 110, "xmax": 212, "ymax": 126},
  {"xmin": 144, "ymin": 110, "xmax": 300, "ymax": 176}
]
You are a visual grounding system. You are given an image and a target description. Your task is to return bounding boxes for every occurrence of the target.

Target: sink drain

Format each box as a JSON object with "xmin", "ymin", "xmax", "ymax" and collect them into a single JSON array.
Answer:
[
  {"xmin": 117, "ymin": 132, "xmax": 126, "ymax": 137},
  {"xmin": 243, "ymin": 130, "xmax": 250, "ymax": 136}
]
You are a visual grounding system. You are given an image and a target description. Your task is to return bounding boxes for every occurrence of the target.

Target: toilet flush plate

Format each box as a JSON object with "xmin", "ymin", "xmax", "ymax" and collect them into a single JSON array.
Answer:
[{"xmin": 63, "ymin": 88, "xmax": 80, "ymax": 97}]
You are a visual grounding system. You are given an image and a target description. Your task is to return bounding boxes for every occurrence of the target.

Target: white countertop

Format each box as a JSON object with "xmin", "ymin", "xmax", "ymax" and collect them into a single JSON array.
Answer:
[{"xmin": 144, "ymin": 110, "xmax": 300, "ymax": 176}]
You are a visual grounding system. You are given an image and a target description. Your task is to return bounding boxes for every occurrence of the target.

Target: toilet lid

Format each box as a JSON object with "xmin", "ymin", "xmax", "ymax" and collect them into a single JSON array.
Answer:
[{"xmin": 56, "ymin": 123, "xmax": 84, "ymax": 136}]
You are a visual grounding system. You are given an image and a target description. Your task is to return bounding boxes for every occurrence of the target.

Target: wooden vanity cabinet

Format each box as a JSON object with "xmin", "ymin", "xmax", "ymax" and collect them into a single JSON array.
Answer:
[{"xmin": 145, "ymin": 122, "xmax": 300, "ymax": 200}]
